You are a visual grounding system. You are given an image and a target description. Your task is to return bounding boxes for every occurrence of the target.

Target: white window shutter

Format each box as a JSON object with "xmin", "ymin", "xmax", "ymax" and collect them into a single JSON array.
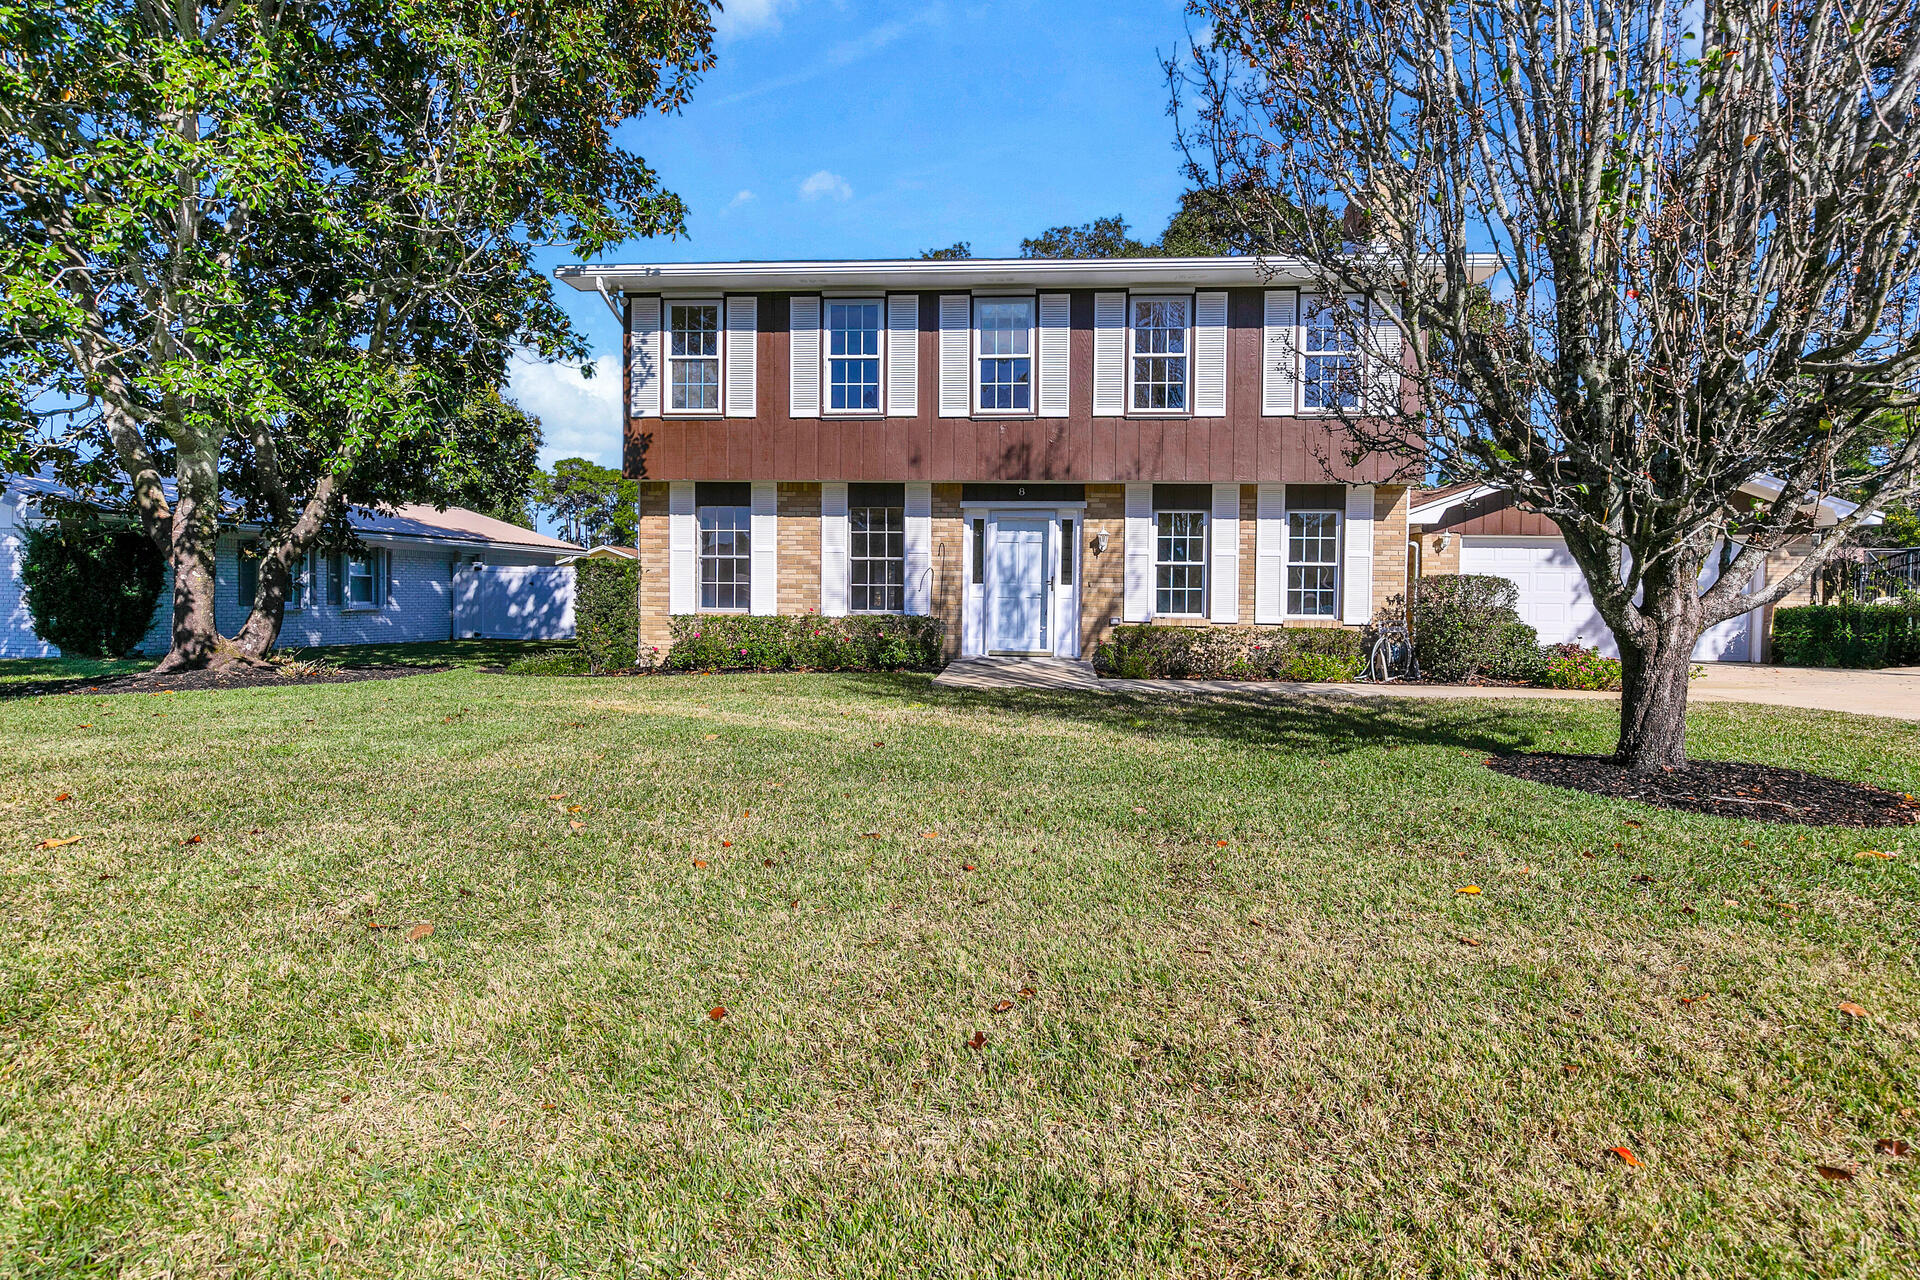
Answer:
[
  {"xmin": 1195, "ymin": 291, "xmax": 1228, "ymax": 417},
  {"xmin": 887, "ymin": 295, "xmax": 918, "ymax": 416},
  {"xmin": 820, "ymin": 482, "xmax": 849, "ymax": 616},
  {"xmin": 904, "ymin": 482, "xmax": 932, "ymax": 614},
  {"xmin": 938, "ymin": 295, "xmax": 970, "ymax": 417},
  {"xmin": 1209, "ymin": 482, "xmax": 1239, "ymax": 622},
  {"xmin": 750, "ymin": 481, "xmax": 778, "ymax": 616},
  {"xmin": 724, "ymin": 296, "xmax": 757, "ymax": 417},
  {"xmin": 668, "ymin": 481, "xmax": 696, "ymax": 615},
  {"xmin": 629, "ymin": 296, "xmax": 662, "ymax": 417},
  {"xmin": 1342, "ymin": 484, "xmax": 1375, "ymax": 624},
  {"xmin": 1369, "ymin": 299, "xmax": 1403, "ymax": 414},
  {"xmin": 1123, "ymin": 483, "xmax": 1153, "ymax": 621},
  {"xmin": 1038, "ymin": 293, "xmax": 1071, "ymax": 417},
  {"xmin": 1262, "ymin": 290, "xmax": 1297, "ymax": 416},
  {"xmin": 1255, "ymin": 484, "xmax": 1285, "ymax": 624},
  {"xmin": 789, "ymin": 296, "xmax": 820, "ymax": 418},
  {"xmin": 1094, "ymin": 292, "xmax": 1126, "ymax": 416}
]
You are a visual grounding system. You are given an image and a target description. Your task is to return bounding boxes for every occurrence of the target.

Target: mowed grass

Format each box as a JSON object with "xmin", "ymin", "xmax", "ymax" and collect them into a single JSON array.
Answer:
[{"xmin": 0, "ymin": 669, "xmax": 1916, "ymax": 1279}]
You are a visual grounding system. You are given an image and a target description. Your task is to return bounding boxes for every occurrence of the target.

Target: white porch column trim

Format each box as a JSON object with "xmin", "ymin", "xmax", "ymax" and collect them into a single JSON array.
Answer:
[
  {"xmin": 1255, "ymin": 484, "xmax": 1285, "ymax": 623},
  {"xmin": 1123, "ymin": 483, "xmax": 1153, "ymax": 621}
]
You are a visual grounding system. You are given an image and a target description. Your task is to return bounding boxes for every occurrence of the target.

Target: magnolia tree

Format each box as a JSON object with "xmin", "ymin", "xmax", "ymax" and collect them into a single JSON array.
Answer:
[
  {"xmin": 0, "ymin": 1, "xmax": 712, "ymax": 669},
  {"xmin": 1172, "ymin": 0, "xmax": 1920, "ymax": 769}
]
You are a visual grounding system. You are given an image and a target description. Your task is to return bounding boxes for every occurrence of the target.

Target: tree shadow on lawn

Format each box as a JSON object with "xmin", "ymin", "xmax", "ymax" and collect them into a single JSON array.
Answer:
[{"xmin": 834, "ymin": 671, "xmax": 1557, "ymax": 764}]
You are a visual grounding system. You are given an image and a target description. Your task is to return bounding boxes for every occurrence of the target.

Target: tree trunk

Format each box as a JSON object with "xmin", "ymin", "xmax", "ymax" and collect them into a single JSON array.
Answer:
[
  {"xmin": 152, "ymin": 435, "xmax": 222, "ymax": 673},
  {"xmin": 1614, "ymin": 617, "xmax": 1697, "ymax": 772},
  {"xmin": 232, "ymin": 550, "xmax": 292, "ymax": 657}
]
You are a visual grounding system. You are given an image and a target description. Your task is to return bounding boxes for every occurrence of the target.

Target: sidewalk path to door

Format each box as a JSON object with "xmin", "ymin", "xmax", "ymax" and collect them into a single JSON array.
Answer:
[{"xmin": 933, "ymin": 658, "xmax": 1920, "ymax": 723}]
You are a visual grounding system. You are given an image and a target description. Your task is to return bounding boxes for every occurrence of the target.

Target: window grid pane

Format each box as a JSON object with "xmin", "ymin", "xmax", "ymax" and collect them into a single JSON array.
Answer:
[
  {"xmin": 849, "ymin": 505, "xmax": 905, "ymax": 613},
  {"xmin": 977, "ymin": 300, "xmax": 1033, "ymax": 411},
  {"xmin": 348, "ymin": 555, "xmax": 375, "ymax": 606},
  {"xmin": 1131, "ymin": 299, "xmax": 1189, "ymax": 410},
  {"xmin": 828, "ymin": 301, "xmax": 882, "ymax": 412},
  {"xmin": 668, "ymin": 303, "xmax": 720, "ymax": 412},
  {"xmin": 1286, "ymin": 511, "xmax": 1339, "ymax": 616},
  {"xmin": 1301, "ymin": 297, "xmax": 1359, "ymax": 411},
  {"xmin": 698, "ymin": 506, "xmax": 752, "ymax": 611},
  {"xmin": 1155, "ymin": 510, "xmax": 1206, "ymax": 615}
]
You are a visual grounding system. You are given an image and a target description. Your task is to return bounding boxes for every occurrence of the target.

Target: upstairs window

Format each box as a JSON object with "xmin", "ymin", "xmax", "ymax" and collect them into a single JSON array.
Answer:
[
  {"xmin": 668, "ymin": 302, "xmax": 721, "ymax": 413},
  {"xmin": 1130, "ymin": 297, "xmax": 1189, "ymax": 411},
  {"xmin": 975, "ymin": 298, "xmax": 1033, "ymax": 412},
  {"xmin": 1301, "ymin": 294, "xmax": 1361, "ymax": 412},
  {"xmin": 826, "ymin": 300, "xmax": 882, "ymax": 412},
  {"xmin": 1287, "ymin": 510, "xmax": 1340, "ymax": 616}
]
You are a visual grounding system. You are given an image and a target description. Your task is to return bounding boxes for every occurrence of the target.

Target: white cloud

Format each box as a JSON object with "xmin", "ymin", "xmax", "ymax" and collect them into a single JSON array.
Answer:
[
  {"xmin": 505, "ymin": 354, "xmax": 622, "ymax": 470},
  {"xmin": 714, "ymin": 6, "xmax": 945, "ymax": 106},
  {"xmin": 713, "ymin": 0, "xmax": 797, "ymax": 38},
  {"xmin": 799, "ymin": 169, "xmax": 853, "ymax": 202},
  {"xmin": 727, "ymin": 188, "xmax": 756, "ymax": 210}
]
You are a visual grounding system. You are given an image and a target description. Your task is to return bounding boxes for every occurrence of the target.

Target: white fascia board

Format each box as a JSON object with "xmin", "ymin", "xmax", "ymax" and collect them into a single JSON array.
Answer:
[{"xmin": 1407, "ymin": 484, "xmax": 1502, "ymax": 525}]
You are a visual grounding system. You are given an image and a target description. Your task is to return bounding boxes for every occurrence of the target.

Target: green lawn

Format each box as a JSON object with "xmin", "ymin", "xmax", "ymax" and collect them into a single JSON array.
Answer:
[
  {"xmin": 0, "ymin": 641, "xmax": 569, "ymax": 687},
  {"xmin": 0, "ymin": 670, "xmax": 1915, "ymax": 1278}
]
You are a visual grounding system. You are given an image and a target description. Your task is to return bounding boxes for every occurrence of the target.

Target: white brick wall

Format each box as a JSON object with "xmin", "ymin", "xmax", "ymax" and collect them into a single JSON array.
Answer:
[{"xmin": 0, "ymin": 490, "xmax": 57, "ymax": 659}]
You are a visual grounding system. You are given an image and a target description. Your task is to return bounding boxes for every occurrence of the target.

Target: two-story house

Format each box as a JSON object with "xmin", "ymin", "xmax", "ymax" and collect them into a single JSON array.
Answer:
[{"xmin": 557, "ymin": 256, "xmax": 1461, "ymax": 661}]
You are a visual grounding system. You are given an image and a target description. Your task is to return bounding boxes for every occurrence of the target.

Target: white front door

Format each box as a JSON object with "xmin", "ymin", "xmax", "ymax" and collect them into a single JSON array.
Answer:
[{"xmin": 988, "ymin": 518, "xmax": 1049, "ymax": 653}]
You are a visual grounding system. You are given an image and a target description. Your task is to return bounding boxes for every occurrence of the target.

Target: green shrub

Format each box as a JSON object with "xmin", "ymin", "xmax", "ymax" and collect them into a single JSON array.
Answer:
[
  {"xmin": 21, "ymin": 512, "xmax": 165, "ymax": 657},
  {"xmin": 1771, "ymin": 602, "xmax": 1920, "ymax": 668},
  {"xmin": 503, "ymin": 649, "xmax": 591, "ymax": 676},
  {"xmin": 1411, "ymin": 575, "xmax": 1542, "ymax": 682},
  {"xmin": 1537, "ymin": 644, "xmax": 1623, "ymax": 690},
  {"xmin": 573, "ymin": 558, "xmax": 641, "ymax": 673},
  {"xmin": 1091, "ymin": 624, "xmax": 1365, "ymax": 681},
  {"xmin": 666, "ymin": 614, "xmax": 945, "ymax": 672}
]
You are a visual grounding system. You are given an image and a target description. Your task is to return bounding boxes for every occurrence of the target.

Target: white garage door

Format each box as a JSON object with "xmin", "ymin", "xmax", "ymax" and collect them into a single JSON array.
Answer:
[{"xmin": 1459, "ymin": 537, "xmax": 1752, "ymax": 663}]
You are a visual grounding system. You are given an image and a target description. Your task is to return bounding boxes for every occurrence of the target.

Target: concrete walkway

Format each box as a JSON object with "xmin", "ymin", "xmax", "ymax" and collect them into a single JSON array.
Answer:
[{"xmin": 933, "ymin": 657, "xmax": 1920, "ymax": 723}]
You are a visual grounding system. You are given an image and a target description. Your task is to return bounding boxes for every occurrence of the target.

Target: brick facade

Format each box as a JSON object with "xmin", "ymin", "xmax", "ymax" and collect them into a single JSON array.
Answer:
[
  {"xmin": 777, "ymin": 483, "xmax": 821, "ymax": 618},
  {"xmin": 1080, "ymin": 485, "xmax": 1126, "ymax": 656},
  {"xmin": 1372, "ymin": 485, "xmax": 1411, "ymax": 616},
  {"xmin": 930, "ymin": 484, "xmax": 966, "ymax": 660},
  {"xmin": 638, "ymin": 481, "xmax": 672, "ymax": 653}
]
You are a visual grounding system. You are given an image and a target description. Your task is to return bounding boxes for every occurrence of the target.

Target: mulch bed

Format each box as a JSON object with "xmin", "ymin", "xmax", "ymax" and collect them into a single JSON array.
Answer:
[
  {"xmin": 0, "ymin": 664, "xmax": 446, "ymax": 701},
  {"xmin": 1487, "ymin": 752, "xmax": 1920, "ymax": 827}
]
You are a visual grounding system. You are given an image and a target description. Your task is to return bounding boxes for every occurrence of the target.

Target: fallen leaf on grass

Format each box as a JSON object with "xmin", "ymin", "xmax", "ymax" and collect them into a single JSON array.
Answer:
[
  {"xmin": 1876, "ymin": 1138, "xmax": 1911, "ymax": 1157},
  {"xmin": 54, "ymin": 793, "xmax": 70, "ymax": 803},
  {"xmin": 1857, "ymin": 850, "xmax": 1895, "ymax": 860},
  {"xmin": 1838, "ymin": 1001, "xmax": 1869, "ymax": 1018},
  {"xmin": 545, "ymin": 793, "xmax": 566, "ymax": 801},
  {"xmin": 1131, "ymin": 806, "xmax": 1148, "ymax": 814},
  {"xmin": 703, "ymin": 734, "xmax": 718, "ymax": 741},
  {"xmin": 962, "ymin": 864, "xmax": 976, "ymax": 872},
  {"xmin": 708, "ymin": 1006, "xmax": 727, "ymax": 1021},
  {"xmin": 1608, "ymin": 1146, "xmax": 1643, "ymax": 1168},
  {"xmin": 762, "ymin": 858, "xmax": 775, "ymax": 868},
  {"xmin": 721, "ymin": 840, "xmax": 733, "ymax": 848},
  {"xmin": 993, "ymin": 1000, "xmax": 1014, "ymax": 1013},
  {"xmin": 1815, "ymin": 1164, "xmax": 1855, "ymax": 1182},
  {"xmin": 1458, "ymin": 936, "xmax": 1481, "ymax": 947},
  {"xmin": 182, "ymin": 835, "xmax": 203, "ymax": 845},
  {"xmin": 1623, "ymin": 820, "xmax": 1642, "ymax": 828},
  {"xmin": 1562, "ymin": 1064, "xmax": 1579, "ymax": 1076},
  {"xmin": 568, "ymin": 821, "xmax": 584, "ymax": 832},
  {"xmin": 1455, "ymin": 885, "xmax": 1481, "ymax": 895},
  {"xmin": 1018, "ymin": 986, "xmax": 1036, "ymax": 999},
  {"xmin": 36, "ymin": 836, "xmax": 82, "ymax": 849},
  {"xmin": 76, "ymin": 723, "xmax": 92, "ymax": 730},
  {"xmin": 407, "ymin": 923, "xmax": 433, "ymax": 942},
  {"xmin": 922, "ymin": 831, "xmax": 939, "ymax": 839},
  {"xmin": 1678, "ymin": 994, "xmax": 1707, "ymax": 1006},
  {"xmin": 966, "ymin": 1030, "xmax": 987, "ymax": 1051},
  {"xmin": 692, "ymin": 859, "xmax": 708, "ymax": 868}
]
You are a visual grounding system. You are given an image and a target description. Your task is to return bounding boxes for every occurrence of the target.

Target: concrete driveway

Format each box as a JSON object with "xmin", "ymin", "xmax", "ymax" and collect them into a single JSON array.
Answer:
[{"xmin": 933, "ymin": 658, "xmax": 1920, "ymax": 723}]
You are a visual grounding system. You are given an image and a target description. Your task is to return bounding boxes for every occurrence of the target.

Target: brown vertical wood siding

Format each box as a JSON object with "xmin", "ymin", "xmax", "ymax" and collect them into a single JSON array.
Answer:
[{"xmin": 626, "ymin": 289, "xmax": 1405, "ymax": 485}]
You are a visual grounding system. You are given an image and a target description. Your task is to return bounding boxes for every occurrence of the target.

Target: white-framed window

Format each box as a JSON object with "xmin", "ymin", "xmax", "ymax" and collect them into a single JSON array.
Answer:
[
  {"xmin": 974, "ymin": 297, "xmax": 1034, "ymax": 413},
  {"xmin": 1300, "ymin": 294, "xmax": 1361, "ymax": 412},
  {"xmin": 849, "ymin": 503, "xmax": 904, "ymax": 613},
  {"xmin": 825, "ymin": 299, "xmax": 883, "ymax": 413},
  {"xmin": 1155, "ymin": 510, "xmax": 1207, "ymax": 616},
  {"xmin": 1129, "ymin": 296, "xmax": 1190, "ymax": 412},
  {"xmin": 342, "ymin": 550, "xmax": 384, "ymax": 611},
  {"xmin": 667, "ymin": 300, "xmax": 722, "ymax": 414},
  {"xmin": 698, "ymin": 503, "xmax": 751, "ymax": 611},
  {"xmin": 1286, "ymin": 510, "xmax": 1340, "ymax": 616},
  {"xmin": 237, "ymin": 543, "xmax": 311, "ymax": 612}
]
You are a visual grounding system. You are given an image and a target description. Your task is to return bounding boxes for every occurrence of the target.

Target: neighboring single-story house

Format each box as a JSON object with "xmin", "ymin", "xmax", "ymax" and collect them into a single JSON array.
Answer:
[
  {"xmin": 1, "ymin": 471, "xmax": 583, "ymax": 659},
  {"xmin": 1408, "ymin": 478, "xmax": 1875, "ymax": 662}
]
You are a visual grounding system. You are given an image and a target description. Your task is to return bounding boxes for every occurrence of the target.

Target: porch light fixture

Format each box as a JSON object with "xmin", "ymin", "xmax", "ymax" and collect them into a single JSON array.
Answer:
[{"xmin": 1091, "ymin": 530, "xmax": 1110, "ymax": 554}]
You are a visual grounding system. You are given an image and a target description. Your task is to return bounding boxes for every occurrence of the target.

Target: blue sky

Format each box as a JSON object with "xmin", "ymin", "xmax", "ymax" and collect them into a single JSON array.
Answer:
[{"xmin": 511, "ymin": 0, "xmax": 1203, "ymax": 471}]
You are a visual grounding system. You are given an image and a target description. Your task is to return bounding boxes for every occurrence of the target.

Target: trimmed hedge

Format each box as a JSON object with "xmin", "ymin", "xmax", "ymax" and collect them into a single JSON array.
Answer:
[
  {"xmin": 21, "ymin": 514, "xmax": 165, "ymax": 657},
  {"xmin": 667, "ymin": 614, "xmax": 945, "ymax": 672},
  {"xmin": 573, "ymin": 558, "xmax": 643, "ymax": 673},
  {"xmin": 1411, "ymin": 574, "xmax": 1544, "ymax": 682},
  {"xmin": 1091, "ymin": 624, "xmax": 1366, "ymax": 681},
  {"xmin": 1771, "ymin": 602, "xmax": 1920, "ymax": 668}
]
